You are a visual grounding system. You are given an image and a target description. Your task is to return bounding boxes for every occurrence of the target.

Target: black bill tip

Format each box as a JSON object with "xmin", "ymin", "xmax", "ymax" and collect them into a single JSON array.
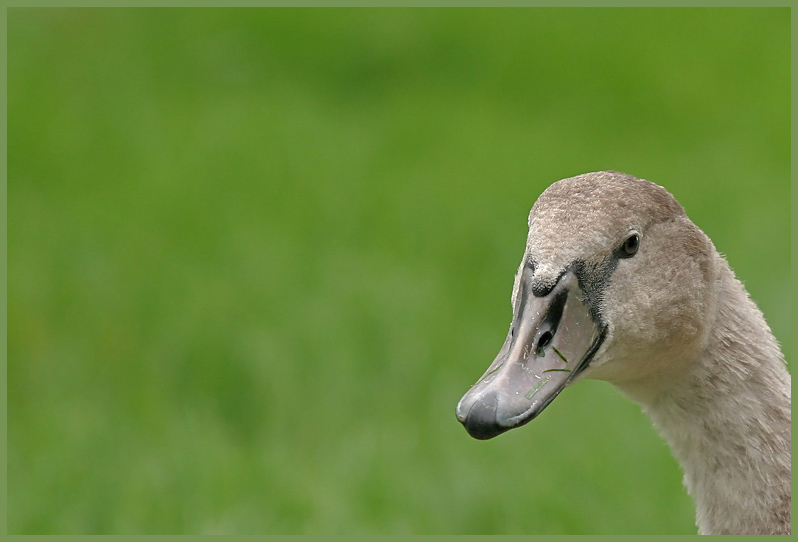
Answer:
[{"xmin": 459, "ymin": 391, "xmax": 510, "ymax": 440}]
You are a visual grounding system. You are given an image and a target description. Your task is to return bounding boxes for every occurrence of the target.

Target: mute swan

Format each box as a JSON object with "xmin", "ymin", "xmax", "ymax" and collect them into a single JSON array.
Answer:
[{"xmin": 456, "ymin": 171, "xmax": 790, "ymax": 535}]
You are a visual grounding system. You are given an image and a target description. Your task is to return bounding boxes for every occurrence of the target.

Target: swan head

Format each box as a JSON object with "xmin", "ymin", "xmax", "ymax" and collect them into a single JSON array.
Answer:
[{"xmin": 456, "ymin": 171, "xmax": 717, "ymax": 439}]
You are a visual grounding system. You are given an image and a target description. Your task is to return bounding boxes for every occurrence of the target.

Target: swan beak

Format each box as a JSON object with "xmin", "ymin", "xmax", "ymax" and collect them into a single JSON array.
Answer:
[{"xmin": 456, "ymin": 269, "xmax": 605, "ymax": 440}]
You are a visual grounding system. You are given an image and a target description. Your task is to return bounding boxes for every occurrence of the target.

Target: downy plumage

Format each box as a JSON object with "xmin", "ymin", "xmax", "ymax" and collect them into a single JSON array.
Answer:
[{"xmin": 456, "ymin": 171, "xmax": 790, "ymax": 535}]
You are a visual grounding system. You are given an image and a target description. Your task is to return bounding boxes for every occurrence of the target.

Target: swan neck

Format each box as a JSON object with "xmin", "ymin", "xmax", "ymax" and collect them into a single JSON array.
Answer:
[{"xmin": 640, "ymin": 263, "xmax": 790, "ymax": 534}]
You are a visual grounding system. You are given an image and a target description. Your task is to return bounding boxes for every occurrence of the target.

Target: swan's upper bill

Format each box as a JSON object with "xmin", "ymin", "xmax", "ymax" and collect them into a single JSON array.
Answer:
[{"xmin": 456, "ymin": 171, "xmax": 790, "ymax": 535}]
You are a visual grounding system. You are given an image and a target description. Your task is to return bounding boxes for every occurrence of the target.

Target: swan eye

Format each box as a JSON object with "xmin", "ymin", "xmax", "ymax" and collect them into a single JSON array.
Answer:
[{"xmin": 619, "ymin": 233, "xmax": 639, "ymax": 258}]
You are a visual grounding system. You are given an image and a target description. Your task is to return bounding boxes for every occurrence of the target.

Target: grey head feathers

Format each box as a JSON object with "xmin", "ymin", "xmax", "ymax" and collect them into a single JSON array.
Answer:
[{"xmin": 460, "ymin": 170, "xmax": 790, "ymax": 535}]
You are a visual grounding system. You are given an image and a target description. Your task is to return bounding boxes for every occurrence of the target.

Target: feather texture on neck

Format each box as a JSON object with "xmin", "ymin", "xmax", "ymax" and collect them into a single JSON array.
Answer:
[{"xmin": 623, "ymin": 256, "xmax": 790, "ymax": 535}]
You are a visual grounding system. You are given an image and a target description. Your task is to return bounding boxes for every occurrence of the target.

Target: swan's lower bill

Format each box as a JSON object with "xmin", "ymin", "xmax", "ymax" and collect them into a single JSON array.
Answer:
[{"xmin": 456, "ymin": 270, "xmax": 606, "ymax": 440}]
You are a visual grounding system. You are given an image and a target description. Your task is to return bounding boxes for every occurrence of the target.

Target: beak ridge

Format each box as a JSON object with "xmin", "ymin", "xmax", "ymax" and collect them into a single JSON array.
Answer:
[{"xmin": 456, "ymin": 270, "xmax": 603, "ymax": 439}]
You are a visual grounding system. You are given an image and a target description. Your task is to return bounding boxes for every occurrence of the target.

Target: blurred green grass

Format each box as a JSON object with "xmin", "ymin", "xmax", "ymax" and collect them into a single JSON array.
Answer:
[{"xmin": 8, "ymin": 7, "xmax": 789, "ymax": 534}]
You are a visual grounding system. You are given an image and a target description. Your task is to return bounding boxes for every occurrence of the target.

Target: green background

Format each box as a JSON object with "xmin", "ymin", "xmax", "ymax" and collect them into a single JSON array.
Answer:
[{"xmin": 8, "ymin": 7, "xmax": 790, "ymax": 534}]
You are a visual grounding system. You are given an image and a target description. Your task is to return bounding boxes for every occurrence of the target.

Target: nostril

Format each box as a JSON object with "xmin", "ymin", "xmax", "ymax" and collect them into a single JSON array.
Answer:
[{"xmin": 536, "ymin": 331, "xmax": 553, "ymax": 356}]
